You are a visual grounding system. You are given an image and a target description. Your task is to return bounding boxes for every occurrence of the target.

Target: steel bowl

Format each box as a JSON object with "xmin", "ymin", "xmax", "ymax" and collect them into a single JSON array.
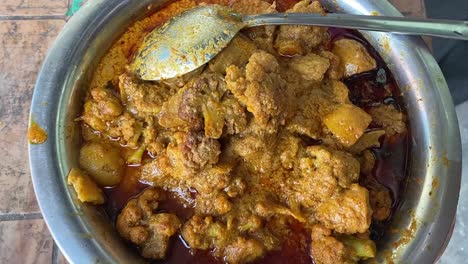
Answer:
[{"xmin": 29, "ymin": 0, "xmax": 462, "ymax": 263}]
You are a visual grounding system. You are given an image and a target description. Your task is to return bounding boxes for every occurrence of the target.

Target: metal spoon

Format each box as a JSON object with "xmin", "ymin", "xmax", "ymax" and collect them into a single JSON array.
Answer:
[{"xmin": 130, "ymin": 5, "xmax": 468, "ymax": 81}]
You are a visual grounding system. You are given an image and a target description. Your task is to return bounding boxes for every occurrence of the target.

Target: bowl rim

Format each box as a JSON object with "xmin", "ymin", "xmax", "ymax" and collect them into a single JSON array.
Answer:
[{"xmin": 29, "ymin": 0, "xmax": 462, "ymax": 263}]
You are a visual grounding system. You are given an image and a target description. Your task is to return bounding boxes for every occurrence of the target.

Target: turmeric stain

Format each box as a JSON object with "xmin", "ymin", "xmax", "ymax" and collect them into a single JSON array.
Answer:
[
  {"xmin": 391, "ymin": 217, "xmax": 417, "ymax": 250},
  {"xmin": 441, "ymin": 156, "xmax": 449, "ymax": 166},
  {"xmin": 28, "ymin": 119, "xmax": 48, "ymax": 144},
  {"xmin": 429, "ymin": 178, "xmax": 439, "ymax": 197},
  {"xmin": 432, "ymin": 178, "xmax": 439, "ymax": 189},
  {"xmin": 380, "ymin": 36, "xmax": 391, "ymax": 55}
]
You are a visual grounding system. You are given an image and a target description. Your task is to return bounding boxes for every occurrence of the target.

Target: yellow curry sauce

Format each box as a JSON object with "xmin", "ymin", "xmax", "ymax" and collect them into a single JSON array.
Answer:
[
  {"xmin": 69, "ymin": 0, "xmax": 410, "ymax": 263},
  {"xmin": 28, "ymin": 118, "xmax": 48, "ymax": 144}
]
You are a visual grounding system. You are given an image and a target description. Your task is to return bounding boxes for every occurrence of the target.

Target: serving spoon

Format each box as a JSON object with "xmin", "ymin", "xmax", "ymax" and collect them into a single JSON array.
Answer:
[{"xmin": 130, "ymin": 5, "xmax": 468, "ymax": 81}]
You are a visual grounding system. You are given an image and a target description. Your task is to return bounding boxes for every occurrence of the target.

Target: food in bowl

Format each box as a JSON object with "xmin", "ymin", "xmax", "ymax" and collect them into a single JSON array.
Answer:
[{"xmin": 68, "ymin": 0, "xmax": 409, "ymax": 263}]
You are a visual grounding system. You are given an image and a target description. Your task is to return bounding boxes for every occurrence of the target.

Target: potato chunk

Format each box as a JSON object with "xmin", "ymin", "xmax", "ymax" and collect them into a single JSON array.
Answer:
[
  {"xmin": 67, "ymin": 168, "xmax": 104, "ymax": 205},
  {"xmin": 350, "ymin": 130, "xmax": 385, "ymax": 154},
  {"xmin": 332, "ymin": 39, "xmax": 376, "ymax": 77},
  {"xmin": 340, "ymin": 235, "xmax": 376, "ymax": 259},
  {"xmin": 323, "ymin": 104, "xmax": 372, "ymax": 147},
  {"xmin": 79, "ymin": 142, "xmax": 124, "ymax": 186}
]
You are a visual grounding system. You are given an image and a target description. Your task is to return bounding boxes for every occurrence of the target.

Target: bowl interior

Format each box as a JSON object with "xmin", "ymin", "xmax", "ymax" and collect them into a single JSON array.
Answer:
[{"xmin": 29, "ymin": 0, "xmax": 462, "ymax": 263}]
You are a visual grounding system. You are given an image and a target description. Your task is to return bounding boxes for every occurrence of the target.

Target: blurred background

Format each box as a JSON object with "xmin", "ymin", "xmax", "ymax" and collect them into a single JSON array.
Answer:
[{"xmin": 425, "ymin": 0, "xmax": 468, "ymax": 105}]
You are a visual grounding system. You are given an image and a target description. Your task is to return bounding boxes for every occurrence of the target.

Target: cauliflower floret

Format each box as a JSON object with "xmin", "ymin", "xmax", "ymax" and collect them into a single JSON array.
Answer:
[
  {"xmin": 226, "ymin": 51, "xmax": 290, "ymax": 132},
  {"xmin": 116, "ymin": 188, "xmax": 181, "ymax": 259},
  {"xmin": 311, "ymin": 224, "xmax": 351, "ymax": 264},
  {"xmin": 368, "ymin": 104, "xmax": 407, "ymax": 137},
  {"xmin": 224, "ymin": 237, "xmax": 265, "ymax": 264},
  {"xmin": 275, "ymin": 0, "xmax": 328, "ymax": 56},
  {"xmin": 316, "ymin": 184, "xmax": 372, "ymax": 234},
  {"xmin": 292, "ymin": 146, "xmax": 360, "ymax": 208},
  {"xmin": 119, "ymin": 73, "xmax": 177, "ymax": 118},
  {"xmin": 231, "ymin": 0, "xmax": 277, "ymax": 53}
]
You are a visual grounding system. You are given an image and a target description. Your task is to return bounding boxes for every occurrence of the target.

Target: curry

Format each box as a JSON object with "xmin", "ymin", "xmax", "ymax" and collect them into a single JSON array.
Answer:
[
  {"xmin": 28, "ymin": 118, "xmax": 48, "ymax": 144},
  {"xmin": 68, "ymin": 0, "xmax": 409, "ymax": 263}
]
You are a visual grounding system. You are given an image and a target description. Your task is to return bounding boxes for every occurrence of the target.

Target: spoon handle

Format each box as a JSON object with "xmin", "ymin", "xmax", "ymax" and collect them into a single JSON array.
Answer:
[{"xmin": 243, "ymin": 13, "xmax": 468, "ymax": 40}]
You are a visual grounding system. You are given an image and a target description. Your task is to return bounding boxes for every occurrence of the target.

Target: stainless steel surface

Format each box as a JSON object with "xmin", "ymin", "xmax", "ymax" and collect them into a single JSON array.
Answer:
[
  {"xmin": 29, "ymin": 0, "xmax": 462, "ymax": 263},
  {"xmin": 244, "ymin": 13, "xmax": 468, "ymax": 40},
  {"xmin": 437, "ymin": 101, "xmax": 468, "ymax": 263},
  {"xmin": 133, "ymin": 4, "xmax": 468, "ymax": 81}
]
